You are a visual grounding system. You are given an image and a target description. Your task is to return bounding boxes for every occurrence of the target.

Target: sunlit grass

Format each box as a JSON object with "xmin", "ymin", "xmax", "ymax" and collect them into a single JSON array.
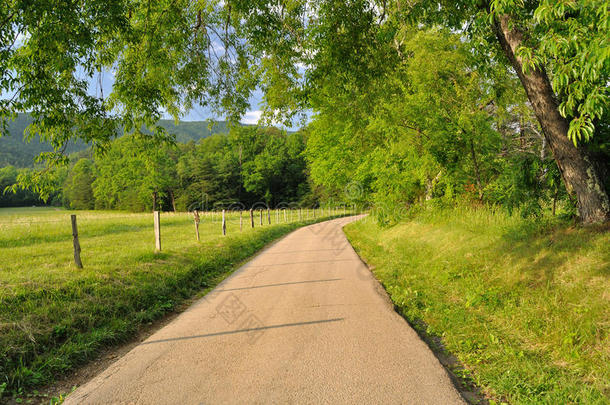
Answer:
[
  {"xmin": 0, "ymin": 207, "xmax": 346, "ymax": 396},
  {"xmin": 345, "ymin": 206, "xmax": 609, "ymax": 404}
]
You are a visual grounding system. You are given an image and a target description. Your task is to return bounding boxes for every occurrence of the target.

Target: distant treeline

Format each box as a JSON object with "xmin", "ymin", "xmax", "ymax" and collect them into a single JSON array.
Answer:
[
  {"xmin": 0, "ymin": 166, "xmax": 46, "ymax": 207},
  {"xmin": 1, "ymin": 126, "xmax": 315, "ymax": 211}
]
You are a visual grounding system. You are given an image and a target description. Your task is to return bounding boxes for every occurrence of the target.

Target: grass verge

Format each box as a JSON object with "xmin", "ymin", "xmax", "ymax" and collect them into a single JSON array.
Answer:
[
  {"xmin": 344, "ymin": 206, "xmax": 609, "ymax": 404},
  {"xmin": 0, "ymin": 208, "xmax": 344, "ymax": 399}
]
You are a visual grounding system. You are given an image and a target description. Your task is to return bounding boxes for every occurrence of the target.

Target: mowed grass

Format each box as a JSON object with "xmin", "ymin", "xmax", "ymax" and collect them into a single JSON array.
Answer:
[
  {"xmin": 344, "ymin": 207, "xmax": 609, "ymax": 404},
  {"xmin": 0, "ymin": 207, "xmax": 342, "ymax": 397}
]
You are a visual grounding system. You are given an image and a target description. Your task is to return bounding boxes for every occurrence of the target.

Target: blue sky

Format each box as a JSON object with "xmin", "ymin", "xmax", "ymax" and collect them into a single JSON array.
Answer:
[
  {"xmin": 90, "ymin": 68, "xmax": 307, "ymax": 130},
  {"xmin": 3, "ymin": 32, "xmax": 310, "ymax": 131}
]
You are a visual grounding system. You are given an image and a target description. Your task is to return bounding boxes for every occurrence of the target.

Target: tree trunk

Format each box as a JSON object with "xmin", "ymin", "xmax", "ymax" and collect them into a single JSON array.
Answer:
[
  {"xmin": 493, "ymin": 14, "xmax": 610, "ymax": 224},
  {"xmin": 425, "ymin": 171, "xmax": 442, "ymax": 201},
  {"xmin": 170, "ymin": 189, "xmax": 176, "ymax": 212}
]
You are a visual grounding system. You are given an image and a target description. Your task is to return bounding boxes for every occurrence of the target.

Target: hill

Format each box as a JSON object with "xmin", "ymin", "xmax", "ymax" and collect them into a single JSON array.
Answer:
[{"xmin": 0, "ymin": 113, "xmax": 231, "ymax": 168}]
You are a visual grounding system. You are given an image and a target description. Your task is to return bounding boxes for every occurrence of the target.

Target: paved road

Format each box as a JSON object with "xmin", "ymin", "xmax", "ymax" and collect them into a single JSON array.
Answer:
[{"xmin": 66, "ymin": 216, "xmax": 464, "ymax": 405}]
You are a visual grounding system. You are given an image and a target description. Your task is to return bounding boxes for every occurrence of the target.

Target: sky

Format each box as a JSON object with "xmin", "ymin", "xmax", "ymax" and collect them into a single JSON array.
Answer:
[
  {"xmin": 91, "ymin": 68, "xmax": 306, "ymax": 130},
  {"xmin": 4, "ymin": 33, "xmax": 310, "ymax": 131},
  {"xmin": 2, "ymin": 68, "xmax": 308, "ymax": 131}
]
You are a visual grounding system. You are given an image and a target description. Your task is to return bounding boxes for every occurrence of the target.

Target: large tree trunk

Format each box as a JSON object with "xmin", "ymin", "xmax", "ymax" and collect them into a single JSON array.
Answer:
[{"xmin": 493, "ymin": 15, "xmax": 610, "ymax": 224}]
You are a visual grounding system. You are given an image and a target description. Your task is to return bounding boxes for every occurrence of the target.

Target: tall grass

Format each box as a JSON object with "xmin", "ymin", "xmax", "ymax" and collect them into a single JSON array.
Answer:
[
  {"xmin": 0, "ymin": 207, "xmax": 345, "ymax": 397},
  {"xmin": 345, "ymin": 206, "xmax": 609, "ymax": 404}
]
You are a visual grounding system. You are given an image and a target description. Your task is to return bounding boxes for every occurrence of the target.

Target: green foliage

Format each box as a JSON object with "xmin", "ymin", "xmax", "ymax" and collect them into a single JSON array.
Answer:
[
  {"xmin": 401, "ymin": 0, "xmax": 610, "ymax": 146},
  {"xmin": 176, "ymin": 126, "xmax": 310, "ymax": 210},
  {"xmin": 526, "ymin": 0, "xmax": 610, "ymax": 145},
  {"xmin": 239, "ymin": 127, "xmax": 309, "ymax": 205},
  {"xmin": 2, "ymin": 1, "xmax": 608, "ymax": 220},
  {"xmin": 63, "ymin": 159, "xmax": 95, "ymax": 210},
  {"xmin": 1, "ymin": 0, "xmax": 279, "ymax": 176},
  {"xmin": 3, "ymin": 125, "xmax": 313, "ymax": 212},
  {"xmin": 92, "ymin": 136, "xmax": 177, "ymax": 211},
  {"xmin": 13, "ymin": 165, "xmax": 68, "ymax": 205},
  {"xmin": 0, "ymin": 114, "xmax": 89, "ymax": 168},
  {"xmin": 0, "ymin": 166, "xmax": 44, "ymax": 207},
  {"xmin": 305, "ymin": 26, "xmax": 566, "ymax": 219}
]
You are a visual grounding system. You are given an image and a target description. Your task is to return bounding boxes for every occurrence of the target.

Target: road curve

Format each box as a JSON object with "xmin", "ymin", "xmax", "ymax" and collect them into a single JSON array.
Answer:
[{"xmin": 65, "ymin": 216, "xmax": 464, "ymax": 405}]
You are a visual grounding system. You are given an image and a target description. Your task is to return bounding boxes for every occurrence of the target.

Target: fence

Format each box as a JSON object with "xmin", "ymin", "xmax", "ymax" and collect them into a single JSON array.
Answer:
[{"xmin": 0, "ymin": 206, "xmax": 360, "ymax": 269}]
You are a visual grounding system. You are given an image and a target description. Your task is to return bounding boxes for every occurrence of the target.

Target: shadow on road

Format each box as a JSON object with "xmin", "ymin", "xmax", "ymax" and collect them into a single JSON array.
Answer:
[
  {"xmin": 214, "ymin": 278, "xmax": 343, "ymax": 292},
  {"xmin": 140, "ymin": 318, "xmax": 345, "ymax": 345}
]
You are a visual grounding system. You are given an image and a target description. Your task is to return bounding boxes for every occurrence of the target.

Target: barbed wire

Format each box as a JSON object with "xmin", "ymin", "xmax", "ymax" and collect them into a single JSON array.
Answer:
[{"xmin": 0, "ymin": 208, "xmax": 351, "ymax": 226}]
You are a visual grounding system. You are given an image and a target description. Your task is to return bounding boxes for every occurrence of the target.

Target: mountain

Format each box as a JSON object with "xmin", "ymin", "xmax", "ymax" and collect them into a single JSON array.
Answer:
[
  {"xmin": 0, "ymin": 113, "xmax": 231, "ymax": 168},
  {"xmin": 157, "ymin": 119, "xmax": 231, "ymax": 144}
]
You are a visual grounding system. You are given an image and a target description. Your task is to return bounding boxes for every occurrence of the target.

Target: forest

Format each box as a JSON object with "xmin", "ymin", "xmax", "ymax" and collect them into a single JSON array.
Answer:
[
  {"xmin": 1, "ymin": 126, "xmax": 311, "ymax": 211},
  {"xmin": 0, "ymin": 0, "xmax": 608, "ymax": 224}
]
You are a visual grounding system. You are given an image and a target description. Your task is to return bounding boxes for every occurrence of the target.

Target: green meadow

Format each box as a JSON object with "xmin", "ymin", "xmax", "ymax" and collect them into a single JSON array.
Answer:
[
  {"xmin": 345, "ymin": 207, "xmax": 609, "ymax": 404},
  {"xmin": 0, "ymin": 207, "xmax": 343, "ymax": 397}
]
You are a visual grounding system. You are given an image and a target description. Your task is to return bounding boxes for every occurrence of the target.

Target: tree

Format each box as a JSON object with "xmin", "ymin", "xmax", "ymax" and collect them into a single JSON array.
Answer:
[
  {"xmin": 232, "ymin": 0, "xmax": 610, "ymax": 222},
  {"xmin": 0, "ymin": 166, "xmax": 44, "ymax": 207},
  {"xmin": 238, "ymin": 127, "xmax": 308, "ymax": 206},
  {"xmin": 397, "ymin": 1, "xmax": 609, "ymax": 222},
  {"xmin": 63, "ymin": 158, "xmax": 95, "ymax": 209},
  {"xmin": 172, "ymin": 127, "xmax": 310, "ymax": 210},
  {"xmin": 1, "ymin": 0, "xmax": 255, "ymax": 176},
  {"xmin": 304, "ymin": 26, "xmax": 552, "ymax": 220},
  {"xmin": 92, "ymin": 136, "xmax": 178, "ymax": 211},
  {"xmin": 2, "ymin": 0, "xmax": 608, "ymax": 222}
]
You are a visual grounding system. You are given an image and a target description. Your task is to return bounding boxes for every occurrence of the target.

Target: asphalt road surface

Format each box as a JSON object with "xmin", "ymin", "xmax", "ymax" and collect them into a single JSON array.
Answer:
[{"xmin": 65, "ymin": 216, "xmax": 464, "ymax": 405}]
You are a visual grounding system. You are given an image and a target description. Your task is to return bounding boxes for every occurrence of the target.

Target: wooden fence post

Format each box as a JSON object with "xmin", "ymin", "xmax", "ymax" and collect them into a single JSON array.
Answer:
[
  {"xmin": 153, "ymin": 210, "xmax": 161, "ymax": 252},
  {"xmin": 193, "ymin": 210, "xmax": 200, "ymax": 241},
  {"xmin": 267, "ymin": 208, "xmax": 271, "ymax": 225},
  {"xmin": 250, "ymin": 209, "xmax": 254, "ymax": 228},
  {"xmin": 259, "ymin": 209, "xmax": 263, "ymax": 226},
  {"xmin": 222, "ymin": 209, "xmax": 226, "ymax": 236},
  {"xmin": 283, "ymin": 209, "xmax": 287, "ymax": 222},
  {"xmin": 71, "ymin": 215, "xmax": 83, "ymax": 268}
]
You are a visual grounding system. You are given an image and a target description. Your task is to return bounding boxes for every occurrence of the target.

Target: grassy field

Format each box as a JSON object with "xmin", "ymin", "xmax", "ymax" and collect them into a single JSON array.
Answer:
[
  {"xmin": 345, "ymin": 207, "xmax": 609, "ymax": 404},
  {"xmin": 0, "ymin": 206, "xmax": 344, "ymax": 399}
]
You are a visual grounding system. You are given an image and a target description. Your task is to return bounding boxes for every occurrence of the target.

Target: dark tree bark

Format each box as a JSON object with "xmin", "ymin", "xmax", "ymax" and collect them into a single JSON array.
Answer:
[
  {"xmin": 170, "ymin": 189, "xmax": 176, "ymax": 212},
  {"xmin": 492, "ymin": 14, "xmax": 610, "ymax": 224}
]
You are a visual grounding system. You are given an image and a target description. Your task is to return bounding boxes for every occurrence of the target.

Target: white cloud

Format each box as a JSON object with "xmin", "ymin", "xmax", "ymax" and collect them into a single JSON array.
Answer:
[{"xmin": 241, "ymin": 110, "xmax": 262, "ymax": 125}]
